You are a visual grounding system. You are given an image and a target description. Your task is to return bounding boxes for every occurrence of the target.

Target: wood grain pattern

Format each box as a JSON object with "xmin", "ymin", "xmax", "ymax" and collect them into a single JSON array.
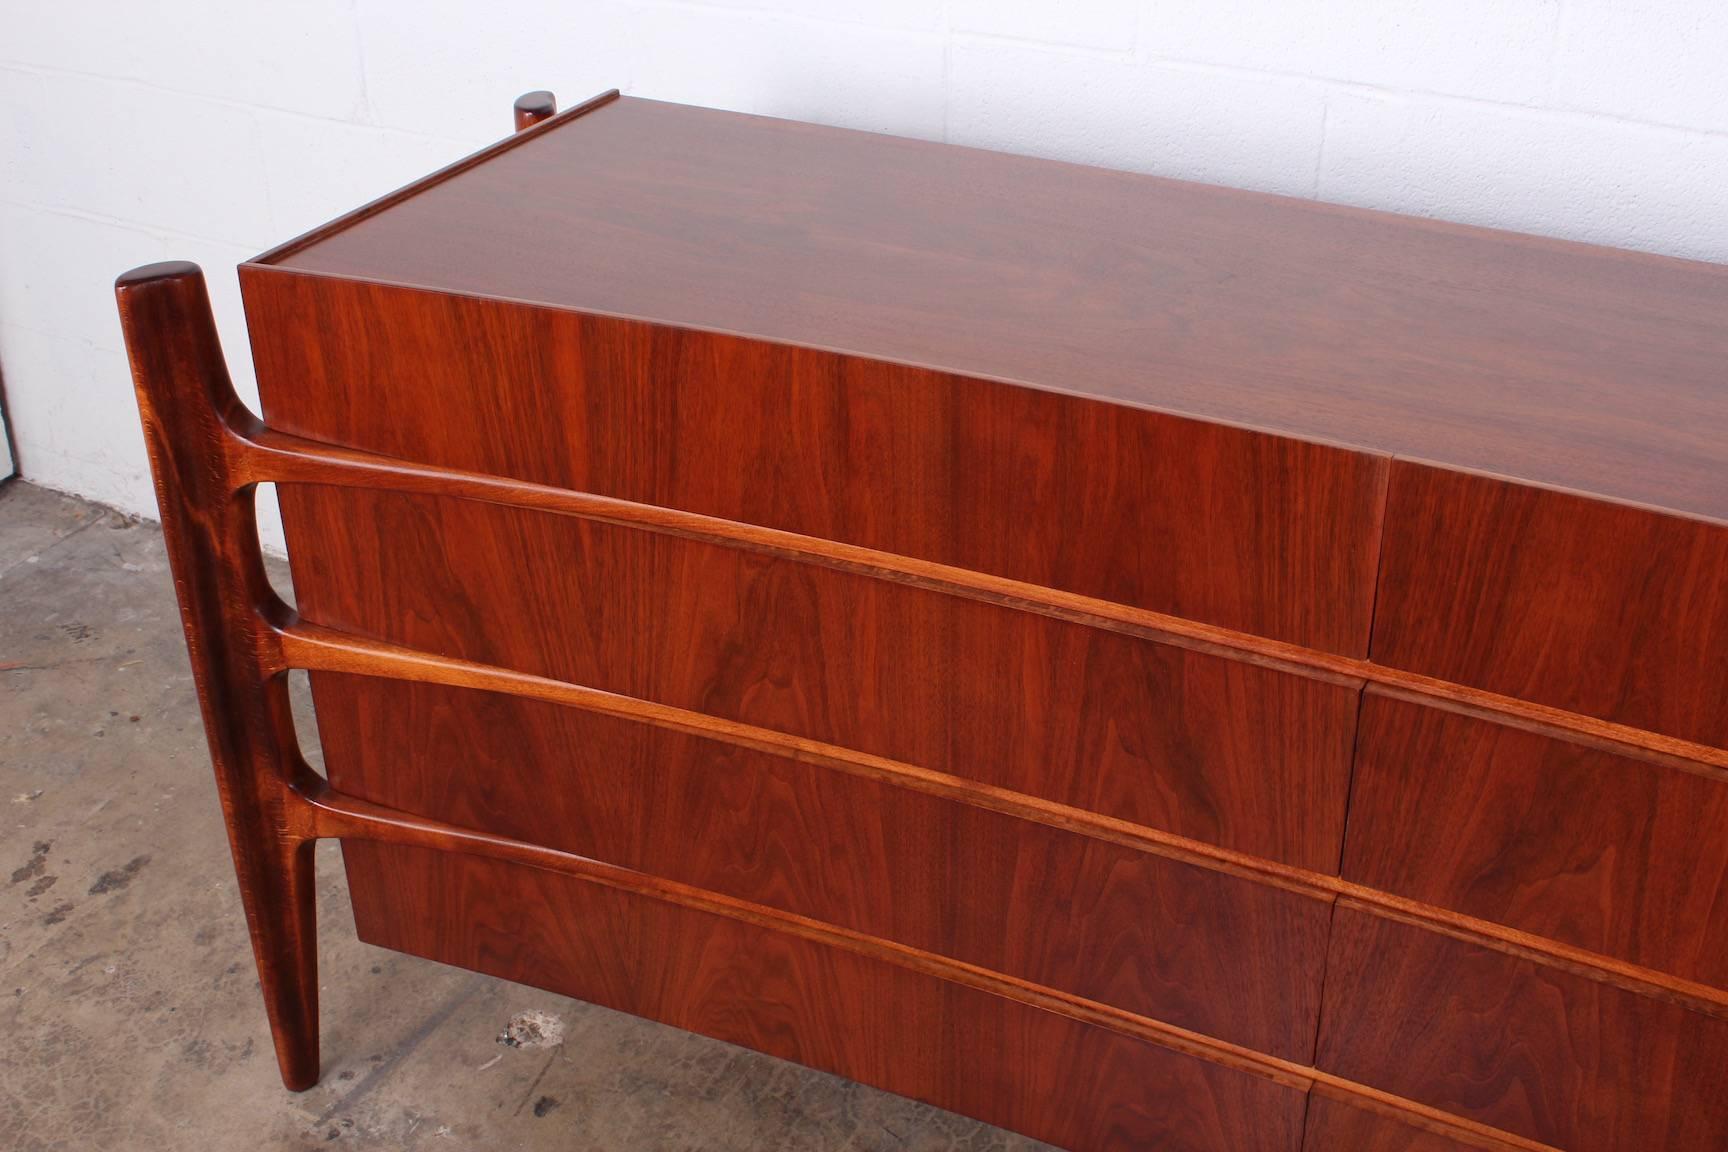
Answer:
[
  {"xmin": 312, "ymin": 672, "xmax": 1333, "ymax": 1058},
  {"xmin": 1372, "ymin": 460, "xmax": 1728, "ymax": 750},
  {"xmin": 278, "ymin": 485, "xmax": 1360, "ymax": 871},
  {"xmin": 114, "ymin": 262, "xmax": 323, "ymax": 1091},
  {"xmin": 252, "ymin": 89, "xmax": 619, "ymax": 268},
  {"xmin": 259, "ymin": 95, "xmax": 1728, "ymax": 523},
  {"xmin": 1344, "ymin": 688, "xmax": 1728, "ymax": 991},
  {"xmin": 234, "ymin": 405, "xmax": 1728, "ymax": 782},
  {"xmin": 1316, "ymin": 903, "xmax": 1728, "ymax": 1152},
  {"xmin": 1301, "ymin": 1092, "xmax": 1516, "ymax": 1152},
  {"xmin": 241, "ymin": 268, "xmax": 1390, "ymax": 656},
  {"xmin": 126, "ymin": 87, "xmax": 1728, "ymax": 1150},
  {"xmin": 288, "ymin": 713, "xmax": 1583, "ymax": 1152},
  {"xmin": 346, "ymin": 842, "xmax": 1311, "ymax": 1152},
  {"xmin": 269, "ymin": 601, "xmax": 1728, "ymax": 1026}
]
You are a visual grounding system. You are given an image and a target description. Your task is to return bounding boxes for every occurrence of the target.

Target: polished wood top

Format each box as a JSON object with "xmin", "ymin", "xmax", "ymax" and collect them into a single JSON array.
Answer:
[{"xmin": 259, "ymin": 93, "xmax": 1728, "ymax": 523}]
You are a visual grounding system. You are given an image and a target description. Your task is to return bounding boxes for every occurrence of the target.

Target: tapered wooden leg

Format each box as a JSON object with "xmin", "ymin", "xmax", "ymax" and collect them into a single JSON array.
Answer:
[
  {"xmin": 514, "ymin": 89, "xmax": 557, "ymax": 132},
  {"xmin": 114, "ymin": 262, "xmax": 321, "ymax": 1091},
  {"xmin": 257, "ymin": 835, "xmax": 320, "ymax": 1090}
]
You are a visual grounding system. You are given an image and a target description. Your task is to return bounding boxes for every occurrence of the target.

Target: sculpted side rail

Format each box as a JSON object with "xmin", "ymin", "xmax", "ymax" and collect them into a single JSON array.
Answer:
[{"xmin": 115, "ymin": 260, "xmax": 320, "ymax": 1090}]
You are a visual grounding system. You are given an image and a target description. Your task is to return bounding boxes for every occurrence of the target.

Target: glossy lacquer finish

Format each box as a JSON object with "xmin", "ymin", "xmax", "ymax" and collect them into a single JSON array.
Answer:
[
  {"xmin": 314, "ymin": 672, "xmax": 1331, "ymax": 1059},
  {"xmin": 280, "ymin": 487, "xmax": 1361, "ymax": 871},
  {"xmin": 1318, "ymin": 905, "xmax": 1728, "ymax": 1152},
  {"xmin": 1373, "ymin": 461, "xmax": 1728, "ymax": 749},
  {"xmin": 243, "ymin": 271, "xmax": 1387, "ymax": 656},
  {"xmin": 1345, "ymin": 689, "xmax": 1728, "ymax": 991},
  {"xmin": 511, "ymin": 90, "xmax": 556, "ymax": 132},
  {"xmin": 350, "ymin": 844, "xmax": 1310, "ymax": 1152},
  {"xmin": 115, "ymin": 264, "xmax": 320, "ymax": 1090},
  {"xmin": 270, "ymin": 95, "xmax": 1728, "ymax": 524},
  {"xmin": 118, "ymin": 88, "xmax": 1728, "ymax": 1152}
]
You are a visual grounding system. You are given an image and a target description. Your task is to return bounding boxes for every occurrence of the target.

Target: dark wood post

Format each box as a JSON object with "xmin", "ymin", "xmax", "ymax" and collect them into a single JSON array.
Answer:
[
  {"xmin": 513, "ymin": 89, "xmax": 558, "ymax": 132},
  {"xmin": 114, "ymin": 262, "xmax": 321, "ymax": 1091}
]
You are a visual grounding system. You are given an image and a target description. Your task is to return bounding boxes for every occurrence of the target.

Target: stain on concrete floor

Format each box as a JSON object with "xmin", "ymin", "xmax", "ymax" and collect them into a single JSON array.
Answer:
[{"xmin": 0, "ymin": 481, "xmax": 1053, "ymax": 1152}]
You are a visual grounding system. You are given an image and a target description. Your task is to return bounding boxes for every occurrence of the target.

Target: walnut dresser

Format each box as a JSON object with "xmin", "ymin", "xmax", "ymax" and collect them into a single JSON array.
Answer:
[{"xmin": 116, "ymin": 90, "xmax": 1728, "ymax": 1152}]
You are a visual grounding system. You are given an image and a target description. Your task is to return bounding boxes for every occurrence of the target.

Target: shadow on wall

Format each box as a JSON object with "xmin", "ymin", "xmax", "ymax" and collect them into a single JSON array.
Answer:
[{"xmin": 1, "ymin": 357, "xmax": 20, "ymax": 481}]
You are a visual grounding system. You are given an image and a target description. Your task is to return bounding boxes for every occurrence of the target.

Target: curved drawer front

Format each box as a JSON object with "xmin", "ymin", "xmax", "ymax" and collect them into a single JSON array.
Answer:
[
  {"xmin": 246, "ymin": 274, "xmax": 1390, "ymax": 656},
  {"xmin": 279, "ymin": 485, "xmax": 1361, "ymax": 873},
  {"xmin": 1317, "ymin": 904, "xmax": 1728, "ymax": 1152},
  {"xmin": 313, "ymin": 673, "xmax": 1333, "ymax": 1061},
  {"xmin": 344, "ymin": 844, "xmax": 1311, "ymax": 1152},
  {"xmin": 1343, "ymin": 689, "xmax": 1728, "ymax": 991},
  {"xmin": 1372, "ymin": 461, "xmax": 1728, "ymax": 750}
]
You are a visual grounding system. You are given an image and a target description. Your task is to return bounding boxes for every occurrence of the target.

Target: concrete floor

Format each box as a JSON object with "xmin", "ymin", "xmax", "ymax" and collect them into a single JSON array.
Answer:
[{"xmin": 0, "ymin": 480, "xmax": 1049, "ymax": 1152}]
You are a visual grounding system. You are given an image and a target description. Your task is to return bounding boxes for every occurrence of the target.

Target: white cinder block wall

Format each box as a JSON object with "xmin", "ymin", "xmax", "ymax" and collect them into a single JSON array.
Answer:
[{"xmin": 3, "ymin": 0, "xmax": 1726, "ymax": 550}]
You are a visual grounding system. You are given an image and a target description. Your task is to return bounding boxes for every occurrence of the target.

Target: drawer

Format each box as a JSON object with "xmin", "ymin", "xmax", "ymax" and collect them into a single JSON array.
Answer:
[
  {"xmin": 342, "ymin": 844, "xmax": 1311, "ymax": 1152},
  {"xmin": 280, "ymin": 485, "xmax": 1361, "ymax": 872},
  {"xmin": 1343, "ymin": 688, "xmax": 1728, "ymax": 990},
  {"xmin": 1316, "ymin": 903, "xmax": 1728, "ymax": 1152},
  {"xmin": 1372, "ymin": 460, "xmax": 1728, "ymax": 749},
  {"xmin": 247, "ymin": 274, "xmax": 1390, "ymax": 655},
  {"xmin": 315, "ymin": 674, "xmax": 1333, "ymax": 1061}
]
